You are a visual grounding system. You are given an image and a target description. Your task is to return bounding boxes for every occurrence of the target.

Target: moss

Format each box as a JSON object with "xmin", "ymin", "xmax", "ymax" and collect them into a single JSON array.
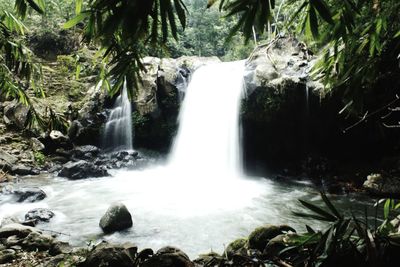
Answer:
[
  {"xmin": 224, "ymin": 238, "xmax": 247, "ymax": 258},
  {"xmin": 33, "ymin": 151, "xmax": 46, "ymax": 166}
]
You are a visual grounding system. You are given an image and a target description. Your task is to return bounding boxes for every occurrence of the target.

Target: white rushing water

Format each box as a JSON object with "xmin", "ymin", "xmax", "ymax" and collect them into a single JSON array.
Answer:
[
  {"xmin": 102, "ymin": 79, "xmax": 133, "ymax": 151},
  {"xmin": 169, "ymin": 61, "xmax": 245, "ymax": 176},
  {"xmin": 0, "ymin": 61, "xmax": 368, "ymax": 258}
]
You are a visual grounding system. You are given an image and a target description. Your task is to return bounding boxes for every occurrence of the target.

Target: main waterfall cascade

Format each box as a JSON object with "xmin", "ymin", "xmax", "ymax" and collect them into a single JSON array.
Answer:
[
  {"xmin": 169, "ymin": 61, "xmax": 245, "ymax": 176},
  {"xmin": 102, "ymin": 79, "xmax": 133, "ymax": 151}
]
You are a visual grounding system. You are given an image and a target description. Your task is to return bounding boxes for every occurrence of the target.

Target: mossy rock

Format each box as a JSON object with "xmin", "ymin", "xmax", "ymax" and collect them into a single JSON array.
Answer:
[
  {"xmin": 224, "ymin": 238, "xmax": 247, "ymax": 259},
  {"xmin": 247, "ymin": 224, "xmax": 295, "ymax": 251}
]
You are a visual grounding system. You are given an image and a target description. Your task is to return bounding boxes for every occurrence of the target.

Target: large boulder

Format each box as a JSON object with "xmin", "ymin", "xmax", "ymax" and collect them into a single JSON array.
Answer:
[
  {"xmin": 79, "ymin": 242, "xmax": 133, "ymax": 267},
  {"xmin": 141, "ymin": 246, "xmax": 194, "ymax": 267},
  {"xmin": 363, "ymin": 173, "xmax": 400, "ymax": 197},
  {"xmin": 58, "ymin": 160, "xmax": 109, "ymax": 179},
  {"xmin": 99, "ymin": 203, "xmax": 133, "ymax": 234},
  {"xmin": 242, "ymin": 37, "xmax": 323, "ymax": 170}
]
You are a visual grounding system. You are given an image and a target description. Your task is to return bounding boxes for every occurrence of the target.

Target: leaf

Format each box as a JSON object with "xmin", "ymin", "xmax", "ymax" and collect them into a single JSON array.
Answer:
[
  {"xmin": 299, "ymin": 199, "xmax": 337, "ymax": 222},
  {"xmin": 311, "ymin": 0, "xmax": 333, "ymax": 24},
  {"xmin": 63, "ymin": 12, "xmax": 89, "ymax": 29},
  {"xmin": 394, "ymin": 30, "xmax": 400, "ymax": 38},
  {"xmin": 76, "ymin": 0, "xmax": 83, "ymax": 15},
  {"xmin": 207, "ymin": 0, "xmax": 218, "ymax": 8},
  {"xmin": 383, "ymin": 199, "xmax": 392, "ymax": 219},
  {"xmin": 37, "ymin": 0, "xmax": 46, "ymax": 12},
  {"xmin": 320, "ymin": 192, "xmax": 342, "ymax": 220},
  {"xmin": 308, "ymin": 5, "xmax": 319, "ymax": 38},
  {"xmin": 26, "ymin": 0, "xmax": 44, "ymax": 14},
  {"xmin": 292, "ymin": 212, "xmax": 335, "ymax": 222},
  {"xmin": 306, "ymin": 224, "xmax": 316, "ymax": 234},
  {"xmin": 174, "ymin": 0, "xmax": 187, "ymax": 29}
]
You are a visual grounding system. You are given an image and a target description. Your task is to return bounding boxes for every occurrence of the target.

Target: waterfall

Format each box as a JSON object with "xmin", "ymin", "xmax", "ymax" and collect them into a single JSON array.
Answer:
[
  {"xmin": 169, "ymin": 61, "xmax": 245, "ymax": 176},
  {"xmin": 102, "ymin": 80, "xmax": 133, "ymax": 151}
]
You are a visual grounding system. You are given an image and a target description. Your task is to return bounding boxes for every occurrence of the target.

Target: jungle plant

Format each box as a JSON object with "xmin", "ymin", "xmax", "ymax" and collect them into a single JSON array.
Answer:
[
  {"xmin": 33, "ymin": 151, "xmax": 45, "ymax": 165},
  {"xmin": 273, "ymin": 193, "xmax": 400, "ymax": 267}
]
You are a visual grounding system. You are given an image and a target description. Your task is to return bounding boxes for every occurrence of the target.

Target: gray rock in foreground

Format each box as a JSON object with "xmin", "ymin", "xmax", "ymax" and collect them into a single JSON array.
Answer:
[{"xmin": 99, "ymin": 203, "xmax": 133, "ymax": 234}]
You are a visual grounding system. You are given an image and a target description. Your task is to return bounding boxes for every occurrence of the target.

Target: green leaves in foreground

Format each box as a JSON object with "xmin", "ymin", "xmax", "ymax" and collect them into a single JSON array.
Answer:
[
  {"xmin": 293, "ymin": 192, "xmax": 342, "ymax": 222},
  {"xmin": 62, "ymin": 0, "xmax": 187, "ymax": 96},
  {"xmin": 280, "ymin": 193, "xmax": 400, "ymax": 266}
]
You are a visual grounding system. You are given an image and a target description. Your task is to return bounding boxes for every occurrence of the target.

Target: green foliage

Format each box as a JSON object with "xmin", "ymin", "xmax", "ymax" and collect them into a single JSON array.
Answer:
[
  {"xmin": 63, "ymin": 0, "xmax": 188, "ymax": 97},
  {"xmin": 33, "ymin": 151, "xmax": 45, "ymax": 165},
  {"xmin": 276, "ymin": 193, "xmax": 400, "ymax": 266}
]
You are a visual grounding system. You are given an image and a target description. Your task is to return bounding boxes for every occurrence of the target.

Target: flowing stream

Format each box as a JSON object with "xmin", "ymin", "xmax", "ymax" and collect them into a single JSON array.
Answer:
[{"xmin": 0, "ymin": 61, "xmax": 371, "ymax": 258}]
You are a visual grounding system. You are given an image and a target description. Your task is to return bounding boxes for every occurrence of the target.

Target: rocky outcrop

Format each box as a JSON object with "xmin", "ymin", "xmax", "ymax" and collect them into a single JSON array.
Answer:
[
  {"xmin": 99, "ymin": 203, "xmax": 133, "ymax": 234},
  {"xmin": 58, "ymin": 160, "xmax": 109, "ymax": 179},
  {"xmin": 363, "ymin": 173, "xmax": 400, "ymax": 197},
  {"xmin": 242, "ymin": 37, "xmax": 323, "ymax": 170},
  {"xmin": 68, "ymin": 82, "xmax": 108, "ymax": 147}
]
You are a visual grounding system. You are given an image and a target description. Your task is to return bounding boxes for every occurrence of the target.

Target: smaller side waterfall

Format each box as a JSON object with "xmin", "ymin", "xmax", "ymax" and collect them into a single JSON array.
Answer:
[{"xmin": 102, "ymin": 80, "xmax": 133, "ymax": 151}]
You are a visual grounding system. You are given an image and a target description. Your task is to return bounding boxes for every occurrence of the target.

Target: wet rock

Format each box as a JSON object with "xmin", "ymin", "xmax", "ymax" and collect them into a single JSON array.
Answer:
[
  {"xmin": 79, "ymin": 242, "xmax": 133, "ymax": 267},
  {"xmin": 58, "ymin": 160, "xmax": 109, "ymax": 179},
  {"xmin": 141, "ymin": 246, "xmax": 194, "ymax": 267},
  {"xmin": 0, "ymin": 223, "xmax": 38, "ymax": 239},
  {"xmin": 0, "ymin": 151, "xmax": 17, "ymax": 172},
  {"xmin": 99, "ymin": 203, "xmax": 133, "ymax": 234},
  {"xmin": 39, "ymin": 130, "xmax": 72, "ymax": 152},
  {"xmin": 25, "ymin": 208, "xmax": 55, "ymax": 223},
  {"xmin": 49, "ymin": 241, "xmax": 73, "ymax": 256},
  {"xmin": 0, "ymin": 249, "xmax": 16, "ymax": 264},
  {"xmin": 5, "ymin": 235, "xmax": 20, "ymax": 247},
  {"xmin": 224, "ymin": 238, "xmax": 248, "ymax": 258},
  {"xmin": 363, "ymin": 173, "xmax": 400, "ymax": 197},
  {"xmin": 193, "ymin": 252, "xmax": 222, "ymax": 266},
  {"xmin": 0, "ymin": 217, "xmax": 20, "ymax": 227},
  {"xmin": 73, "ymin": 145, "xmax": 101, "ymax": 158},
  {"xmin": 50, "ymin": 130, "xmax": 69, "ymax": 142},
  {"xmin": 30, "ymin": 137, "xmax": 45, "ymax": 151},
  {"xmin": 3, "ymin": 101, "xmax": 29, "ymax": 129},
  {"xmin": 14, "ymin": 187, "xmax": 47, "ymax": 202},
  {"xmin": 247, "ymin": 224, "xmax": 295, "ymax": 251},
  {"xmin": 21, "ymin": 231, "xmax": 54, "ymax": 251},
  {"xmin": 264, "ymin": 233, "xmax": 300, "ymax": 257},
  {"xmin": 11, "ymin": 165, "xmax": 39, "ymax": 176}
]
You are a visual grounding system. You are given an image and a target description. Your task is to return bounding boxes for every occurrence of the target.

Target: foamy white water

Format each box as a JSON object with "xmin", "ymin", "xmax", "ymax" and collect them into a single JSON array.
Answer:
[
  {"xmin": 102, "ymin": 79, "xmax": 133, "ymax": 151},
  {"xmin": 169, "ymin": 61, "xmax": 245, "ymax": 176}
]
